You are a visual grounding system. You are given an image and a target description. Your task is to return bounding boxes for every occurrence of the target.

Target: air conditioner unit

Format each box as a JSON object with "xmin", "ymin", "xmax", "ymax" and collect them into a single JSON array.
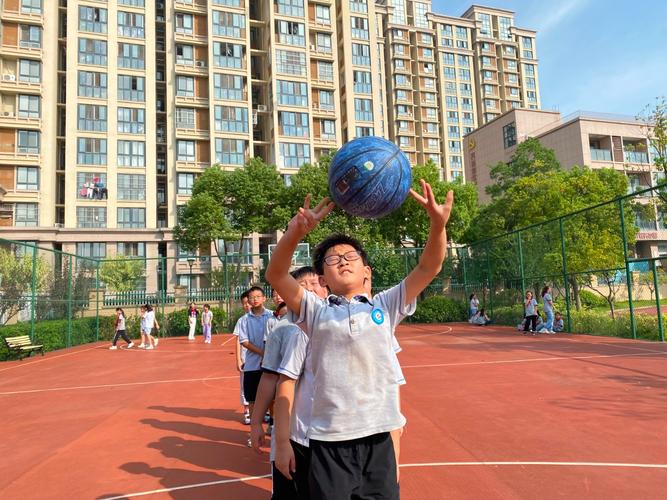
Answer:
[
  {"xmin": 156, "ymin": 15, "xmax": 165, "ymax": 22},
  {"xmin": 257, "ymin": 104, "xmax": 267, "ymax": 112},
  {"xmin": 54, "ymin": 223, "xmax": 63, "ymax": 228},
  {"xmin": 195, "ymin": 60, "xmax": 206, "ymax": 68},
  {"xmin": 3, "ymin": 74, "xmax": 16, "ymax": 82},
  {"xmin": 310, "ymin": 44, "xmax": 317, "ymax": 51}
]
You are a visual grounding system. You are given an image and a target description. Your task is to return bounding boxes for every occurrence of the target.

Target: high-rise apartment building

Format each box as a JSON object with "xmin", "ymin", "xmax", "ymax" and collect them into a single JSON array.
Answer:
[{"xmin": 0, "ymin": 1, "xmax": 539, "ymax": 290}]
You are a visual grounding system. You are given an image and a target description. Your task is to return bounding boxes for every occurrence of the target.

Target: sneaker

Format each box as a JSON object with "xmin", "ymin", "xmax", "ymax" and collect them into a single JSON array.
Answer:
[
  {"xmin": 153, "ymin": 337, "xmax": 159, "ymax": 347},
  {"xmin": 243, "ymin": 414, "xmax": 251, "ymax": 425},
  {"xmin": 127, "ymin": 342, "xmax": 134, "ymax": 348},
  {"xmin": 264, "ymin": 412, "xmax": 271, "ymax": 423},
  {"xmin": 247, "ymin": 438, "xmax": 252, "ymax": 448},
  {"xmin": 138, "ymin": 344, "xmax": 146, "ymax": 349},
  {"xmin": 145, "ymin": 345, "xmax": 154, "ymax": 350},
  {"xmin": 109, "ymin": 345, "xmax": 117, "ymax": 350}
]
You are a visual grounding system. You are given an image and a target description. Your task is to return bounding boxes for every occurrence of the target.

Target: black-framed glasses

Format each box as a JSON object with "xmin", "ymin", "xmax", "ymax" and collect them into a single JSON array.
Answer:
[{"xmin": 324, "ymin": 250, "xmax": 362, "ymax": 266}]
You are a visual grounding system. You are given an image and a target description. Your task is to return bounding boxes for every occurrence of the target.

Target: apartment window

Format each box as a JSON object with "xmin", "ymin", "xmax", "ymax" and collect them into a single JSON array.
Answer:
[
  {"xmin": 444, "ymin": 82, "xmax": 456, "ymax": 94},
  {"xmin": 17, "ymin": 130, "xmax": 39, "ymax": 154},
  {"xmin": 459, "ymin": 69, "xmax": 471, "ymax": 81},
  {"xmin": 394, "ymin": 44, "xmax": 406, "ymax": 55},
  {"xmin": 315, "ymin": 5, "xmax": 331, "ymax": 24},
  {"xmin": 445, "ymin": 96, "xmax": 458, "ymax": 109},
  {"xmin": 76, "ymin": 172, "xmax": 107, "ymax": 199},
  {"xmin": 21, "ymin": 0, "xmax": 42, "ymax": 14},
  {"xmin": 442, "ymin": 53, "xmax": 455, "ymax": 66},
  {"xmin": 175, "ymin": 13, "xmax": 194, "ymax": 34},
  {"xmin": 213, "ymin": 42, "xmax": 244, "ymax": 69},
  {"xmin": 482, "ymin": 70, "xmax": 493, "ymax": 81},
  {"xmin": 119, "ymin": 0, "xmax": 145, "ymax": 6},
  {"xmin": 118, "ymin": 107, "xmax": 145, "ymax": 134},
  {"xmin": 397, "ymin": 120, "xmax": 409, "ymax": 132},
  {"xmin": 449, "ymin": 140, "xmax": 461, "ymax": 153},
  {"xmin": 118, "ymin": 43, "xmax": 145, "ymax": 69},
  {"xmin": 18, "ymin": 95, "xmax": 40, "ymax": 119},
  {"xmin": 450, "ymin": 155, "xmax": 462, "ymax": 167},
  {"xmin": 351, "ymin": 43, "xmax": 371, "ymax": 66},
  {"xmin": 527, "ymin": 91, "xmax": 537, "ymax": 102},
  {"xmin": 356, "ymin": 126, "xmax": 374, "ymax": 137},
  {"xmin": 523, "ymin": 63, "xmax": 535, "ymax": 76},
  {"xmin": 389, "ymin": 0, "xmax": 406, "ymax": 24},
  {"xmin": 117, "ymin": 208, "xmax": 145, "ymax": 228},
  {"xmin": 316, "ymin": 33, "xmax": 332, "ymax": 53},
  {"xmin": 214, "ymin": 74, "xmax": 244, "ymax": 100},
  {"xmin": 76, "ymin": 243, "xmax": 106, "ymax": 260},
  {"xmin": 215, "ymin": 138, "xmax": 246, "ymax": 165},
  {"xmin": 447, "ymin": 111, "xmax": 459, "ymax": 123},
  {"xmin": 19, "ymin": 25, "xmax": 41, "ymax": 48},
  {"xmin": 319, "ymin": 90, "xmax": 334, "ymax": 110},
  {"xmin": 508, "ymin": 73, "xmax": 519, "ymax": 84},
  {"xmin": 317, "ymin": 61, "xmax": 334, "ymax": 81},
  {"xmin": 213, "ymin": 0, "xmax": 241, "ymax": 5},
  {"xmin": 413, "ymin": 2, "xmax": 428, "ymax": 28},
  {"xmin": 117, "ymin": 174, "xmax": 145, "ymax": 200},
  {"xmin": 507, "ymin": 60, "xmax": 518, "ymax": 71},
  {"xmin": 425, "ymin": 123, "xmax": 438, "ymax": 134},
  {"xmin": 396, "ymin": 104, "xmax": 410, "ymax": 116},
  {"xmin": 448, "ymin": 126, "xmax": 460, "ymax": 138},
  {"xmin": 526, "ymin": 77, "xmax": 536, "ymax": 89},
  {"xmin": 482, "ymin": 56, "xmax": 493, "ymax": 68},
  {"xmin": 464, "ymin": 126, "xmax": 474, "ymax": 134},
  {"xmin": 443, "ymin": 67, "xmax": 456, "ymax": 79},
  {"xmin": 503, "ymin": 122, "xmax": 517, "ymax": 148},
  {"xmin": 425, "ymin": 108, "xmax": 437, "ymax": 120},
  {"xmin": 176, "ymin": 76, "xmax": 195, "ymax": 97},
  {"xmin": 176, "ymin": 108, "xmax": 195, "ymax": 129},
  {"xmin": 457, "ymin": 55, "xmax": 470, "ymax": 67},
  {"xmin": 483, "ymin": 84, "xmax": 494, "ymax": 96},
  {"xmin": 484, "ymin": 99, "xmax": 496, "ymax": 109},
  {"xmin": 177, "ymin": 140, "xmax": 196, "ymax": 161},
  {"xmin": 456, "ymin": 26, "xmax": 468, "ymax": 39},
  {"xmin": 522, "ymin": 37, "xmax": 533, "ymax": 50},
  {"xmin": 214, "ymin": 106, "xmax": 249, "ymax": 133},
  {"xmin": 321, "ymin": 119, "xmax": 336, "ymax": 140},
  {"xmin": 78, "ymin": 38, "xmax": 107, "ymax": 66},
  {"xmin": 505, "ymin": 46, "xmax": 517, "ymax": 56},
  {"xmin": 16, "ymin": 167, "xmax": 38, "ymax": 190},
  {"xmin": 463, "ymin": 112, "xmax": 474, "ymax": 125},
  {"xmin": 177, "ymin": 173, "xmax": 195, "ymax": 195},
  {"xmin": 275, "ymin": 0, "xmax": 304, "ymax": 17},
  {"xmin": 484, "ymin": 113, "xmax": 496, "ymax": 122},
  {"xmin": 279, "ymin": 111, "xmax": 309, "ymax": 137},
  {"xmin": 277, "ymin": 80, "xmax": 307, "ymax": 106},
  {"xmin": 79, "ymin": 6, "xmax": 107, "ymax": 33},
  {"xmin": 499, "ymin": 16, "xmax": 512, "ymax": 40},
  {"xmin": 394, "ymin": 59, "xmax": 406, "ymax": 71},
  {"xmin": 423, "ymin": 77, "xmax": 435, "ymax": 89},
  {"xmin": 456, "ymin": 39, "xmax": 469, "ymax": 49},
  {"xmin": 279, "ymin": 143, "xmax": 310, "ymax": 168},
  {"xmin": 441, "ymin": 24, "xmax": 453, "ymax": 37},
  {"xmin": 511, "ymin": 101, "xmax": 521, "ymax": 109},
  {"xmin": 276, "ymin": 20, "xmax": 305, "ymax": 46},
  {"xmin": 426, "ymin": 138, "xmax": 439, "ymax": 149},
  {"xmin": 459, "ymin": 83, "xmax": 472, "ymax": 96},
  {"xmin": 212, "ymin": 11, "xmax": 246, "ymax": 38},
  {"xmin": 351, "ymin": 16, "xmax": 369, "ymax": 40},
  {"xmin": 462, "ymin": 97, "xmax": 473, "ymax": 110},
  {"xmin": 118, "ymin": 140, "xmax": 145, "ymax": 167},
  {"xmin": 118, "ymin": 11, "xmax": 145, "ymax": 38},
  {"xmin": 117, "ymin": 242, "xmax": 145, "ymax": 257},
  {"xmin": 77, "ymin": 207, "xmax": 106, "ymax": 228},
  {"xmin": 77, "ymin": 138, "xmax": 106, "ymax": 164},
  {"xmin": 353, "ymin": 71, "xmax": 372, "ymax": 94},
  {"xmin": 398, "ymin": 137, "xmax": 410, "ymax": 148},
  {"xmin": 118, "ymin": 75, "xmax": 145, "ymax": 102},
  {"xmin": 421, "ymin": 33, "xmax": 433, "ymax": 44},
  {"xmin": 349, "ymin": 0, "xmax": 368, "ymax": 13},
  {"xmin": 395, "ymin": 74, "xmax": 409, "ymax": 87},
  {"xmin": 14, "ymin": 203, "xmax": 38, "ymax": 227},
  {"xmin": 19, "ymin": 60, "xmax": 40, "ymax": 83},
  {"xmin": 176, "ymin": 44, "xmax": 194, "ymax": 66},
  {"xmin": 354, "ymin": 98, "xmax": 373, "ymax": 121},
  {"xmin": 78, "ymin": 71, "xmax": 107, "ymax": 98},
  {"xmin": 476, "ymin": 13, "xmax": 491, "ymax": 36},
  {"xmin": 77, "ymin": 104, "xmax": 107, "ymax": 132},
  {"xmin": 395, "ymin": 89, "xmax": 408, "ymax": 101},
  {"xmin": 509, "ymin": 87, "xmax": 520, "ymax": 97}
]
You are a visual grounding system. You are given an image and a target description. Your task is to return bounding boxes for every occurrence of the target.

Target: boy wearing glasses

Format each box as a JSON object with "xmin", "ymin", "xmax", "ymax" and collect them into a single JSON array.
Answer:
[{"xmin": 266, "ymin": 181, "xmax": 454, "ymax": 499}]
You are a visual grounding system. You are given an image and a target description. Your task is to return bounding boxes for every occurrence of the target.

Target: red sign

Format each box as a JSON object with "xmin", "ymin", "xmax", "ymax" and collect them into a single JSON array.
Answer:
[{"xmin": 637, "ymin": 232, "xmax": 658, "ymax": 240}]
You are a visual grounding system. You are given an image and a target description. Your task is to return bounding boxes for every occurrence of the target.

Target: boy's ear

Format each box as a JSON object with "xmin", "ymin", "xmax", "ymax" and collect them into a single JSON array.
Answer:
[{"xmin": 318, "ymin": 275, "xmax": 328, "ymax": 288}]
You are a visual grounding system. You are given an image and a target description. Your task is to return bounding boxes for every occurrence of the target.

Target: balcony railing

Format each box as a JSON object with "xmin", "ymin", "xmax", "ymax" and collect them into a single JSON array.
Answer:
[
  {"xmin": 590, "ymin": 148, "xmax": 612, "ymax": 161},
  {"xmin": 624, "ymin": 151, "xmax": 649, "ymax": 164}
]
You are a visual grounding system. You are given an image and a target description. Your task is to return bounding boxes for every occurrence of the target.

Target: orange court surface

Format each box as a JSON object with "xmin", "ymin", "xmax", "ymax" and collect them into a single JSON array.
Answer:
[{"xmin": 2, "ymin": 323, "xmax": 667, "ymax": 499}]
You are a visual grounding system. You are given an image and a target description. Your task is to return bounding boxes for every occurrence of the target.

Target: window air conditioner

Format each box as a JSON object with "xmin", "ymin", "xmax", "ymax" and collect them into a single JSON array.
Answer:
[
  {"xmin": 3, "ymin": 74, "xmax": 16, "ymax": 82},
  {"xmin": 196, "ymin": 60, "xmax": 206, "ymax": 68},
  {"xmin": 257, "ymin": 104, "xmax": 267, "ymax": 112},
  {"xmin": 310, "ymin": 44, "xmax": 317, "ymax": 51}
]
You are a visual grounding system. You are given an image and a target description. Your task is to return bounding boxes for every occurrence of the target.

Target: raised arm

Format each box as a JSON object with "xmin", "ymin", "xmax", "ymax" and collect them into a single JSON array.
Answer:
[
  {"xmin": 266, "ymin": 195, "xmax": 334, "ymax": 314},
  {"xmin": 404, "ymin": 180, "xmax": 454, "ymax": 306}
]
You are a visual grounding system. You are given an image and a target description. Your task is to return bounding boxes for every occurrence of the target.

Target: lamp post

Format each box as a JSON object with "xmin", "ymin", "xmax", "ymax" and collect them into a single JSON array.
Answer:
[{"xmin": 187, "ymin": 257, "xmax": 195, "ymax": 300}]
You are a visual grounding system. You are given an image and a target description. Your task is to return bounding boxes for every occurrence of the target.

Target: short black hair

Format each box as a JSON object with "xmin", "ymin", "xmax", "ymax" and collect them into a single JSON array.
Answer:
[
  {"xmin": 247, "ymin": 285, "xmax": 264, "ymax": 296},
  {"xmin": 313, "ymin": 234, "xmax": 368, "ymax": 275},
  {"xmin": 240, "ymin": 290, "xmax": 250, "ymax": 301},
  {"xmin": 291, "ymin": 266, "xmax": 318, "ymax": 281}
]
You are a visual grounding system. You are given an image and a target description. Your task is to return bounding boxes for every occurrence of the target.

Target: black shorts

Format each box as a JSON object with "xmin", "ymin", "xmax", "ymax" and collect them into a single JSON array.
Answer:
[
  {"xmin": 271, "ymin": 440, "xmax": 311, "ymax": 500},
  {"xmin": 309, "ymin": 432, "xmax": 398, "ymax": 500},
  {"xmin": 242, "ymin": 370, "xmax": 262, "ymax": 402}
]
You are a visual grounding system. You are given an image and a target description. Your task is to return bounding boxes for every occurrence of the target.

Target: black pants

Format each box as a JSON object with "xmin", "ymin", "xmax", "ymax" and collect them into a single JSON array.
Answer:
[
  {"xmin": 271, "ymin": 440, "xmax": 311, "ymax": 500},
  {"xmin": 309, "ymin": 432, "xmax": 398, "ymax": 500},
  {"xmin": 112, "ymin": 329, "xmax": 131, "ymax": 346},
  {"xmin": 523, "ymin": 315, "xmax": 538, "ymax": 332}
]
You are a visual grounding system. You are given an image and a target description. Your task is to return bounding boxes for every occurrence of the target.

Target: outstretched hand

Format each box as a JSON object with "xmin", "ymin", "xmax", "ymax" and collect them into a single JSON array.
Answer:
[
  {"xmin": 409, "ymin": 180, "xmax": 454, "ymax": 229},
  {"xmin": 288, "ymin": 195, "xmax": 335, "ymax": 237}
]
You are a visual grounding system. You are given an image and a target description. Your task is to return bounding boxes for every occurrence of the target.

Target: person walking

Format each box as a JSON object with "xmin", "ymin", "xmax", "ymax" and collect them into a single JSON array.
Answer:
[
  {"xmin": 110, "ymin": 307, "xmax": 134, "ymax": 350},
  {"xmin": 201, "ymin": 304, "xmax": 213, "ymax": 344}
]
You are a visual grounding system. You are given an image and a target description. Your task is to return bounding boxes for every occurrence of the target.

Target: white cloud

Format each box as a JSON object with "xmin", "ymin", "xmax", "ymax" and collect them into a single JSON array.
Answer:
[{"xmin": 530, "ymin": 0, "xmax": 589, "ymax": 37}]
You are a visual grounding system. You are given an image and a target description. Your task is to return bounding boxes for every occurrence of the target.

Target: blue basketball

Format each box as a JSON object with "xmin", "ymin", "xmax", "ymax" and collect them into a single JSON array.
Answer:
[{"xmin": 328, "ymin": 137, "xmax": 412, "ymax": 219}]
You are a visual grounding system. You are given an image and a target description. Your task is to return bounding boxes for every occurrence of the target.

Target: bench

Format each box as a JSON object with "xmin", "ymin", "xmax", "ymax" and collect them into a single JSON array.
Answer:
[{"xmin": 3, "ymin": 335, "xmax": 44, "ymax": 360}]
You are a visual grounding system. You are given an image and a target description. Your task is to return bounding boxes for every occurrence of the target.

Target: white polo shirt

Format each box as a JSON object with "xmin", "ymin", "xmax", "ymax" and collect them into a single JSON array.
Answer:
[
  {"xmin": 293, "ymin": 280, "xmax": 414, "ymax": 442},
  {"xmin": 235, "ymin": 308, "xmax": 272, "ymax": 372}
]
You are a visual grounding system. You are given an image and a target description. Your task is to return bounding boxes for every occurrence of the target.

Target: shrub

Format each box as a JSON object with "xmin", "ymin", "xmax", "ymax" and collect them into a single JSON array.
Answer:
[
  {"xmin": 165, "ymin": 307, "xmax": 227, "ymax": 337},
  {"xmin": 578, "ymin": 290, "xmax": 608, "ymax": 309},
  {"xmin": 489, "ymin": 304, "xmax": 525, "ymax": 327},
  {"xmin": 569, "ymin": 309, "xmax": 659, "ymax": 341},
  {"xmin": 412, "ymin": 296, "xmax": 467, "ymax": 323},
  {"xmin": 228, "ymin": 306, "xmax": 246, "ymax": 331}
]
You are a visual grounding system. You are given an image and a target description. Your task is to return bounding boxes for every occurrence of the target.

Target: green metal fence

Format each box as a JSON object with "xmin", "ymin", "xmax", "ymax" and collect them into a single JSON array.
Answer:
[{"xmin": 446, "ymin": 183, "xmax": 667, "ymax": 342}]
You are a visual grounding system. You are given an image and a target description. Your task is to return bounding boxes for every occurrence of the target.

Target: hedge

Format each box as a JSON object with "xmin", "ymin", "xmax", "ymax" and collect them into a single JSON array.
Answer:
[{"xmin": 412, "ymin": 296, "xmax": 467, "ymax": 323}]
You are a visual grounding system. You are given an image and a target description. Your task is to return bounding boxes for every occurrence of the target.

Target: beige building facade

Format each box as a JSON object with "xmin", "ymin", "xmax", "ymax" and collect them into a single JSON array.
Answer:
[
  {"xmin": 464, "ymin": 108, "xmax": 664, "ymax": 257},
  {"xmin": 0, "ymin": 0, "xmax": 540, "ymax": 292}
]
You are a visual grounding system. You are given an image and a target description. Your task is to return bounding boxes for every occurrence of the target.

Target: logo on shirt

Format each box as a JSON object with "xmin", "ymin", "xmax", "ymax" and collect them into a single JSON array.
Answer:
[{"xmin": 371, "ymin": 308, "xmax": 384, "ymax": 325}]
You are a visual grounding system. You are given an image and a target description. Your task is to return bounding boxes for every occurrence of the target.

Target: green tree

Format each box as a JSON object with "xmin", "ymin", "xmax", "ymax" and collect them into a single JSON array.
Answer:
[
  {"xmin": 638, "ymin": 96, "xmax": 667, "ymax": 172},
  {"xmin": 0, "ymin": 248, "xmax": 49, "ymax": 324},
  {"xmin": 99, "ymin": 256, "xmax": 145, "ymax": 292}
]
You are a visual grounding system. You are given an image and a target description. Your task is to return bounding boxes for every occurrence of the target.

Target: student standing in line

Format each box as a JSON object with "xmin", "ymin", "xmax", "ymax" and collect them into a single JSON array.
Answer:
[
  {"xmin": 235, "ymin": 290, "xmax": 252, "ymax": 424},
  {"xmin": 143, "ymin": 303, "xmax": 159, "ymax": 349},
  {"xmin": 110, "ymin": 307, "xmax": 134, "ymax": 350},
  {"xmin": 541, "ymin": 286, "xmax": 555, "ymax": 334},
  {"xmin": 187, "ymin": 302, "xmax": 198, "ymax": 340},
  {"xmin": 201, "ymin": 304, "xmax": 213, "ymax": 343},
  {"xmin": 523, "ymin": 291, "xmax": 538, "ymax": 334}
]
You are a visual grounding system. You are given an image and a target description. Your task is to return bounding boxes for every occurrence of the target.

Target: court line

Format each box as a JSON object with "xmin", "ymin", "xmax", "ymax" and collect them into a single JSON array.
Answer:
[
  {"xmin": 400, "ymin": 326, "xmax": 453, "ymax": 340},
  {"xmin": 100, "ymin": 460, "xmax": 667, "ymax": 499},
  {"xmin": 0, "ymin": 344, "xmax": 101, "ymax": 374},
  {"xmin": 401, "ymin": 350, "xmax": 667, "ymax": 370},
  {"xmin": 0, "ymin": 375, "xmax": 239, "ymax": 396},
  {"xmin": 220, "ymin": 335, "xmax": 236, "ymax": 346}
]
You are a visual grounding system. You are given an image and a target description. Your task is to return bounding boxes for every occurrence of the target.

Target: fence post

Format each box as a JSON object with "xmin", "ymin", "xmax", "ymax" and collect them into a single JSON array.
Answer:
[
  {"xmin": 652, "ymin": 260, "xmax": 664, "ymax": 342},
  {"xmin": 461, "ymin": 247, "xmax": 468, "ymax": 298},
  {"xmin": 95, "ymin": 263, "xmax": 100, "ymax": 342},
  {"xmin": 559, "ymin": 218, "xmax": 572, "ymax": 333},
  {"xmin": 486, "ymin": 243, "xmax": 493, "ymax": 316},
  {"xmin": 517, "ymin": 231, "xmax": 526, "ymax": 300},
  {"xmin": 30, "ymin": 245, "xmax": 37, "ymax": 342},
  {"xmin": 67, "ymin": 255, "xmax": 73, "ymax": 348},
  {"xmin": 618, "ymin": 199, "xmax": 637, "ymax": 339}
]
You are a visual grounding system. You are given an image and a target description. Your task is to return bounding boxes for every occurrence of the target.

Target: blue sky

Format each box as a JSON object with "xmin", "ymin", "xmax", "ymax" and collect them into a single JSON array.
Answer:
[{"xmin": 432, "ymin": 0, "xmax": 667, "ymax": 117}]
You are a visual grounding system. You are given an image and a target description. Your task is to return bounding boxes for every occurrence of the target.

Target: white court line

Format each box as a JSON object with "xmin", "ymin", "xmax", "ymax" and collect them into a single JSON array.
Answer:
[
  {"xmin": 401, "ymin": 350, "xmax": 667, "ymax": 370},
  {"xmin": 0, "ymin": 375, "xmax": 239, "ymax": 396},
  {"xmin": 400, "ymin": 326, "xmax": 453, "ymax": 340},
  {"xmin": 101, "ymin": 461, "xmax": 667, "ymax": 499},
  {"xmin": 220, "ymin": 335, "xmax": 236, "ymax": 346},
  {"xmin": 0, "ymin": 344, "xmax": 101, "ymax": 374}
]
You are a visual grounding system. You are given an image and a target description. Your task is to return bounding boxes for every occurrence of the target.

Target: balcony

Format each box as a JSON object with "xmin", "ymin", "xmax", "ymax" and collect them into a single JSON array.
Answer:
[
  {"xmin": 624, "ymin": 151, "xmax": 649, "ymax": 164},
  {"xmin": 1, "ymin": 8, "xmax": 43, "ymax": 26},
  {"xmin": 590, "ymin": 148, "xmax": 612, "ymax": 162},
  {"xmin": 0, "ymin": 112, "xmax": 41, "ymax": 129},
  {"xmin": 175, "ymin": 95, "xmax": 209, "ymax": 107},
  {"xmin": 0, "ymin": 74, "xmax": 40, "ymax": 93},
  {"xmin": 174, "ymin": 0, "xmax": 208, "ymax": 14},
  {"xmin": 175, "ymin": 127, "xmax": 210, "ymax": 140},
  {"xmin": 0, "ymin": 148, "xmax": 41, "ymax": 165},
  {"xmin": 176, "ymin": 160, "xmax": 209, "ymax": 171},
  {"xmin": 0, "ymin": 41, "xmax": 42, "ymax": 59},
  {"xmin": 174, "ymin": 30, "xmax": 208, "ymax": 45},
  {"xmin": 312, "ymin": 104, "xmax": 335, "ymax": 116},
  {"xmin": 176, "ymin": 59, "xmax": 209, "ymax": 75},
  {"xmin": 314, "ymin": 134, "xmax": 336, "ymax": 144}
]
